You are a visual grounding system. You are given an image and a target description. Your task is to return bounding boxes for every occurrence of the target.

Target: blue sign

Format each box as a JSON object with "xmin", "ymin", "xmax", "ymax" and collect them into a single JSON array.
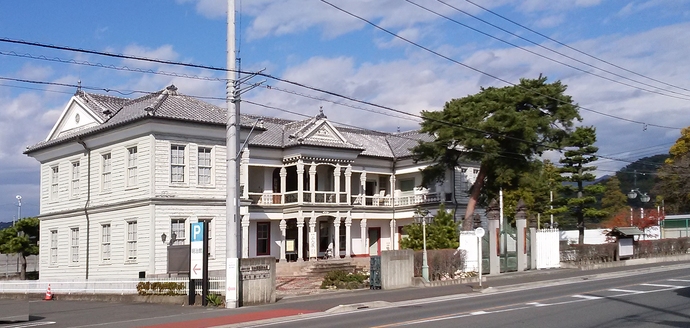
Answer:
[{"xmin": 191, "ymin": 222, "xmax": 204, "ymax": 242}]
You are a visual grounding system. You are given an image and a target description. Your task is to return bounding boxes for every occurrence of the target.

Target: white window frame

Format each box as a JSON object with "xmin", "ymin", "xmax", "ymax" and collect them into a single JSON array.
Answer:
[
  {"xmin": 171, "ymin": 145, "xmax": 186, "ymax": 183},
  {"xmin": 126, "ymin": 220, "xmax": 137, "ymax": 261},
  {"xmin": 170, "ymin": 218, "xmax": 186, "ymax": 245},
  {"xmin": 198, "ymin": 218, "xmax": 215, "ymax": 258},
  {"xmin": 127, "ymin": 146, "xmax": 138, "ymax": 188},
  {"xmin": 70, "ymin": 227, "xmax": 79, "ymax": 263},
  {"xmin": 50, "ymin": 229, "xmax": 58, "ymax": 265},
  {"xmin": 50, "ymin": 166, "xmax": 59, "ymax": 201},
  {"xmin": 197, "ymin": 147, "xmax": 213, "ymax": 186},
  {"xmin": 101, "ymin": 223, "xmax": 111, "ymax": 262},
  {"xmin": 71, "ymin": 161, "xmax": 80, "ymax": 199},
  {"xmin": 101, "ymin": 153, "xmax": 112, "ymax": 192}
]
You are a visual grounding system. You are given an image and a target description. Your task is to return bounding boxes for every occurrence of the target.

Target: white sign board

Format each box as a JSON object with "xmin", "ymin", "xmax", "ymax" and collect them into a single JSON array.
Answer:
[
  {"xmin": 308, "ymin": 232, "xmax": 317, "ymax": 258},
  {"xmin": 619, "ymin": 237, "xmax": 634, "ymax": 257},
  {"xmin": 190, "ymin": 222, "xmax": 204, "ymax": 279}
]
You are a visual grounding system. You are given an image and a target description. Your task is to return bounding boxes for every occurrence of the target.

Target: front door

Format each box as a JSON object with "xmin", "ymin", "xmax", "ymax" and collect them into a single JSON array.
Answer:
[{"xmin": 368, "ymin": 227, "xmax": 380, "ymax": 256}]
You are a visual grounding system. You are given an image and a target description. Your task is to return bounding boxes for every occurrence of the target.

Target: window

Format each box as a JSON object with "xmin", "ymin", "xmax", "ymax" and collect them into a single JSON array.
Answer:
[
  {"xmin": 126, "ymin": 221, "xmax": 137, "ymax": 260},
  {"xmin": 256, "ymin": 222, "xmax": 270, "ymax": 256},
  {"xmin": 50, "ymin": 230, "xmax": 58, "ymax": 265},
  {"xmin": 198, "ymin": 147, "xmax": 212, "ymax": 185},
  {"xmin": 199, "ymin": 218, "xmax": 214, "ymax": 258},
  {"xmin": 51, "ymin": 166, "xmax": 59, "ymax": 200},
  {"xmin": 101, "ymin": 224, "xmax": 111, "ymax": 261},
  {"xmin": 101, "ymin": 153, "xmax": 112, "ymax": 191},
  {"xmin": 400, "ymin": 178, "xmax": 415, "ymax": 192},
  {"xmin": 71, "ymin": 162, "xmax": 80, "ymax": 198},
  {"xmin": 127, "ymin": 147, "xmax": 138, "ymax": 187},
  {"xmin": 171, "ymin": 145, "xmax": 186, "ymax": 183},
  {"xmin": 339, "ymin": 222, "xmax": 346, "ymax": 252},
  {"xmin": 70, "ymin": 227, "xmax": 79, "ymax": 263},
  {"xmin": 170, "ymin": 219, "xmax": 186, "ymax": 245}
]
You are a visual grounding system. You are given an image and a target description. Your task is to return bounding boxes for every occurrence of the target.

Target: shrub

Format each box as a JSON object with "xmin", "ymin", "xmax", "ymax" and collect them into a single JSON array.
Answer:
[
  {"xmin": 412, "ymin": 248, "xmax": 466, "ymax": 281},
  {"xmin": 320, "ymin": 270, "xmax": 369, "ymax": 290},
  {"xmin": 136, "ymin": 281, "xmax": 185, "ymax": 295},
  {"xmin": 206, "ymin": 293, "xmax": 224, "ymax": 306}
]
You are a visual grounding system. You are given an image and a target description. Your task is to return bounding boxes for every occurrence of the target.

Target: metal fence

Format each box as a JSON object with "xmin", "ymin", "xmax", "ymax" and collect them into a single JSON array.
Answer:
[
  {"xmin": 0, "ymin": 254, "xmax": 38, "ymax": 279},
  {"xmin": 0, "ymin": 277, "xmax": 226, "ymax": 296}
]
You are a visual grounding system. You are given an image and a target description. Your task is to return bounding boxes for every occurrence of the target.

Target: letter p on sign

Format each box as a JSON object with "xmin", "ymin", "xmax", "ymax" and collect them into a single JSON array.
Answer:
[{"xmin": 191, "ymin": 222, "xmax": 204, "ymax": 242}]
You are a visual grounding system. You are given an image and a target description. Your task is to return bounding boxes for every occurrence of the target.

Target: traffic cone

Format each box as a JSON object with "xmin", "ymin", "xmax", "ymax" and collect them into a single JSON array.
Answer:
[{"xmin": 43, "ymin": 284, "xmax": 53, "ymax": 301}]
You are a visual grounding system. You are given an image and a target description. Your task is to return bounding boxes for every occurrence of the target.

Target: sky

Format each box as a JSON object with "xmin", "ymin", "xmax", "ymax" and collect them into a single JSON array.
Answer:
[{"xmin": 1, "ymin": 0, "xmax": 689, "ymax": 222}]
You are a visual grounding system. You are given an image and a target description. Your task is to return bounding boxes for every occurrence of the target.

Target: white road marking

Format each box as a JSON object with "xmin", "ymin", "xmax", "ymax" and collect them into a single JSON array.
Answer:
[
  {"xmin": 640, "ymin": 283, "xmax": 684, "ymax": 288},
  {"xmin": 572, "ymin": 294, "xmax": 602, "ymax": 300},
  {"xmin": 608, "ymin": 288, "xmax": 644, "ymax": 294},
  {"xmin": 470, "ymin": 311, "xmax": 488, "ymax": 315},
  {"xmin": 3, "ymin": 322, "xmax": 56, "ymax": 328},
  {"xmin": 667, "ymin": 279, "xmax": 690, "ymax": 282},
  {"xmin": 526, "ymin": 302, "xmax": 550, "ymax": 307}
]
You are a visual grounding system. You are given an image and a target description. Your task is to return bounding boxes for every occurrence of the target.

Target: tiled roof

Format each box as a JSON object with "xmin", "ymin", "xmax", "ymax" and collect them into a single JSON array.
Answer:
[{"xmin": 26, "ymin": 86, "xmax": 429, "ymax": 160}]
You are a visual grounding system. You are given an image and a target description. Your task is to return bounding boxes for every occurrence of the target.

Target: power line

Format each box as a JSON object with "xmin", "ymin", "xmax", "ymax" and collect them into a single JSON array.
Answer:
[
  {"xmin": 319, "ymin": 1, "xmax": 683, "ymax": 131},
  {"xmin": 462, "ymin": 0, "xmax": 690, "ymax": 95},
  {"xmin": 425, "ymin": 0, "xmax": 690, "ymax": 100}
]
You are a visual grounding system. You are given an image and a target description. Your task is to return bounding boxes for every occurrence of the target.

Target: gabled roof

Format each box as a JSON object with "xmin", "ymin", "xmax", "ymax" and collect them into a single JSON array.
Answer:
[
  {"xmin": 606, "ymin": 227, "xmax": 645, "ymax": 237},
  {"xmin": 26, "ymin": 86, "xmax": 432, "ymax": 160}
]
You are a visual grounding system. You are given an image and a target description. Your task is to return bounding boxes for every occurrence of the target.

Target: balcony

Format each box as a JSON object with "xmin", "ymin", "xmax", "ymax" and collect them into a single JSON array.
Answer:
[{"xmin": 247, "ymin": 190, "xmax": 442, "ymax": 207}]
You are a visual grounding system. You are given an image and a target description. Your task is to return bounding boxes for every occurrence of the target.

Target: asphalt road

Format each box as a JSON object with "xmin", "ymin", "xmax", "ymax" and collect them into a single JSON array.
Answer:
[
  {"xmin": 4, "ymin": 261, "xmax": 690, "ymax": 328},
  {"xmin": 238, "ymin": 264, "xmax": 690, "ymax": 328}
]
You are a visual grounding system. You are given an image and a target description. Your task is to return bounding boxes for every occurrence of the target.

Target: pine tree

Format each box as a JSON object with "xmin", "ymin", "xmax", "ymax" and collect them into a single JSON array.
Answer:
[{"xmin": 601, "ymin": 176, "xmax": 629, "ymax": 219}]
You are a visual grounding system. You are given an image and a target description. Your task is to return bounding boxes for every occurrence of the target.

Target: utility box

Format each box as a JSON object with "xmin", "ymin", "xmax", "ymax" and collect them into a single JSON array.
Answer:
[
  {"xmin": 370, "ymin": 255, "xmax": 381, "ymax": 289},
  {"xmin": 606, "ymin": 227, "xmax": 644, "ymax": 260}
]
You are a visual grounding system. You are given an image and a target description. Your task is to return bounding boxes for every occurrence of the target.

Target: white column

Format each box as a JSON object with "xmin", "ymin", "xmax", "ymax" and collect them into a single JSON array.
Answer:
[
  {"xmin": 279, "ymin": 219, "xmax": 287, "ymax": 262},
  {"xmin": 360, "ymin": 217, "xmax": 367, "ymax": 255},
  {"xmin": 360, "ymin": 171, "xmax": 367, "ymax": 205},
  {"xmin": 390, "ymin": 218, "xmax": 396, "ymax": 251},
  {"xmin": 334, "ymin": 163, "xmax": 341, "ymax": 205},
  {"xmin": 345, "ymin": 213, "xmax": 352, "ymax": 258},
  {"xmin": 297, "ymin": 212, "xmax": 305, "ymax": 262},
  {"xmin": 297, "ymin": 160, "xmax": 304, "ymax": 204},
  {"xmin": 309, "ymin": 162, "xmax": 316, "ymax": 204},
  {"xmin": 345, "ymin": 164, "xmax": 352, "ymax": 205},
  {"xmin": 241, "ymin": 214, "xmax": 250, "ymax": 258},
  {"xmin": 309, "ymin": 211, "xmax": 317, "ymax": 261},
  {"xmin": 334, "ymin": 211, "xmax": 341, "ymax": 259},
  {"xmin": 280, "ymin": 167, "xmax": 287, "ymax": 204},
  {"xmin": 241, "ymin": 149, "xmax": 250, "ymax": 199}
]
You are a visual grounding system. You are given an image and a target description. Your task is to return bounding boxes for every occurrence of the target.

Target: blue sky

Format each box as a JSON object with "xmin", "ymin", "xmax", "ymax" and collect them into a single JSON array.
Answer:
[{"xmin": 1, "ymin": 0, "xmax": 690, "ymax": 221}]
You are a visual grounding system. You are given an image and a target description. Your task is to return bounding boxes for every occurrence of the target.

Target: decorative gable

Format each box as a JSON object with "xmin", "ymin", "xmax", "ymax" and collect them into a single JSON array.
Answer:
[
  {"xmin": 307, "ymin": 123, "xmax": 343, "ymax": 143},
  {"xmin": 45, "ymin": 97, "xmax": 104, "ymax": 141}
]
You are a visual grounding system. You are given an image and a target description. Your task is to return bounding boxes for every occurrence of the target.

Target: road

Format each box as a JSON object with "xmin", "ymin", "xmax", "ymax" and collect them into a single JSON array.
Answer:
[
  {"xmin": 238, "ymin": 265, "xmax": 690, "ymax": 328},
  {"xmin": 3, "ymin": 262, "xmax": 690, "ymax": 328}
]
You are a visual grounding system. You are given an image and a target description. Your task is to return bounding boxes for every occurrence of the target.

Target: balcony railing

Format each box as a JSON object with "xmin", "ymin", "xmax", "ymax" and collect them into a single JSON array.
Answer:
[{"xmin": 247, "ymin": 191, "xmax": 442, "ymax": 207}]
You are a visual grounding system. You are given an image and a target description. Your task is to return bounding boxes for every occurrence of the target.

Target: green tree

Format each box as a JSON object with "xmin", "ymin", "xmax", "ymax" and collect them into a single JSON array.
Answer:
[
  {"xmin": 412, "ymin": 76, "xmax": 580, "ymax": 230},
  {"xmin": 666, "ymin": 127, "xmax": 690, "ymax": 164},
  {"xmin": 502, "ymin": 160, "xmax": 563, "ymax": 226},
  {"xmin": 653, "ymin": 152, "xmax": 690, "ymax": 214},
  {"xmin": 400, "ymin": 205, "xmax": 459, "ymax": 250},
  {"xmin": 600, "ymin": 176, "xmax": 628, "ymax": 220},
  {"xmin": 555, "ymin": 126, "xmax": 606, "ymax": 244},
  {"xmin": 0, "ymin": 217, "xmax": 39, "ymax": 280}
]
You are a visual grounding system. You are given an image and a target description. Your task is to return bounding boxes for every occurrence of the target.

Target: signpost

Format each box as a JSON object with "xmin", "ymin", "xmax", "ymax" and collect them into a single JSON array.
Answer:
[
  {"xmin": 475, "ymin": 227, "xmax": 485, "ymax": 288},
  {"xmin": 190, "ymin": 222, "xmax": 209, "ymax": 306}
]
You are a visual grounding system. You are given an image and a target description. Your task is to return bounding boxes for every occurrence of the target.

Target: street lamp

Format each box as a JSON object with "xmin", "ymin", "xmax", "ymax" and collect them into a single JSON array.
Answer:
[
  {"xmin": 414, "ymin": 209, "xmax": 432, "ymax": 282},
  {"xmin": 15, "ymin": 195, "xmax": 21, "ymax": 226},
  {"xmin": 628, "ymin": 189, "xmax": 650, "ymax": 226}
]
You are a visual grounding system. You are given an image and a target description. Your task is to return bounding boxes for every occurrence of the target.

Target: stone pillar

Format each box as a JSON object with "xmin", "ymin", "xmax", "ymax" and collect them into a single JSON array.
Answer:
[
  {"xmin": 345, "ymin": 212, "xmax": 352, "ymax": 259},
  {"xmin": 360, "ymin": 217, "xmax": 367, "ymax": 255},
  {"xmin": 280, "ymin": 167, "xmax": 287, "ymax": 205},
  {"xmin": 241, "ymin": 214, "xmax": 250, "ymax": 258},
  {"xmin": 529, "ymin": 214, "xmax": 538, "ymax": 270},
  {"xmin": 515, "ymin": 199, "xmax": 527, "ymax": 272},
  {"xmin": 309, "ymin": 211, "xmax": 317, "ymax": 261},
  {"xmin": 389, "ymin": 175, "xmax": 395, "ymax": 206},
  {"xmin": 241, "ymin": 149, "xmax": 250, "ymax": 199},
  {"xmin": 334, "ymin": 212, "xmax": 341, "ymax": 258},
  {"xmin": 297, "ymin": 212, "xmax": 305, "ymax": 262},
  {"xmin": 345, "ymin": 165, "xmax": 352, "ymax": 205},
  {"xmin": 360, "ymin": 171, "xmax": 367, "ymax": 205},
  {"xmin": 309, "ymin": 162, "xmax": 316, "ymax": 204},
  {"xmin": 279, "ymin": 219, "xmax": 287, "ymax": 262},
  {"xmin": 487, "ymin": 199, "xmax": 501, "ymax": 275},
  {"xmin": 297, "ymin": 160, "xmax": 304, "ymax": 204},
  {"xmin": 334, "ymin": 163, "xmax": 341, "ymax": 205}
]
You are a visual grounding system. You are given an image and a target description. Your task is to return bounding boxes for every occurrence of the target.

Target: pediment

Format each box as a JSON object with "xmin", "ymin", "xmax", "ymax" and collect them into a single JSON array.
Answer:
[
  {"xmin": 299, "ymin": 120, "xmax": 347, "ymax": 145},
  {"xmin": 46, "ymin": 97, "xmax": 104, "ymax": 141}
]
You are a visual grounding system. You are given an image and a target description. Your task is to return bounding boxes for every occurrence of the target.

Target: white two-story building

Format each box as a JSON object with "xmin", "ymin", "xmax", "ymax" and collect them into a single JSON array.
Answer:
[{"xmin": 25, "ymin": 85, "xmax": 480, "ymax": 280}]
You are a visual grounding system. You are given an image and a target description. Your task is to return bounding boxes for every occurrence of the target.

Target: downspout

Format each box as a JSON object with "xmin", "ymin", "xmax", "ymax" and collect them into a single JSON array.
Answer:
[{"xmin": 77, "ymin": 138, "xmax": 91, "ymax": 280}]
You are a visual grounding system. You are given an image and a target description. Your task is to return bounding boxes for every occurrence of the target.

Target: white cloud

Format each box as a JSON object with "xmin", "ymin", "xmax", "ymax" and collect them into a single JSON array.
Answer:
[
  {"xmin": 120, "ymin": 44, "xmax": 180, "ymax": 69},
  {"xmin": 15, "ymin": 63, "xmax": 54, "ymax": 81}
]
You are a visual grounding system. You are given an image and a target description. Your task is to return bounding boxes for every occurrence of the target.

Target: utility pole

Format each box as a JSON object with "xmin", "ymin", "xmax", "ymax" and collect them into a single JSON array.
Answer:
[
  {"xmin": 15, "ymin": 195, "xmax": 21, "ymax": 226},
  {"xmin": 226, "ymin": 0, "xmax": 241, "ymax": 309}
]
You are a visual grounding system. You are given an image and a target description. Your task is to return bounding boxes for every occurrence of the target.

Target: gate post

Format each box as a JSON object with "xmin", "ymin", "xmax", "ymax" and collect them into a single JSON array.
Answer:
[
  {"xmin": 529, "ymin": 215, "xmax": 538, "ymax": 270},
  {"xmin": 487, "ymin": 199, "xmax": 501, "ymax": 275},
  {"xmin": 515, "ymin": 200, "xmax": 527, "ymax": 272}
]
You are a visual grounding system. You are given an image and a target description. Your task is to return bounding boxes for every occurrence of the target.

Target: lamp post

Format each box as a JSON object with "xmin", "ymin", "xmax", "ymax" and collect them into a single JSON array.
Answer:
[
  {"xmin": 15, "ymin": 195, "xmax": 21, "ymax": 226},
  {"xmin": 414, "ymin": 209, "xmax": 431, "ymax": 282},
  {"xmin": 627, "ymin": 189, "xmax": 650, "ymax": 226}
]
